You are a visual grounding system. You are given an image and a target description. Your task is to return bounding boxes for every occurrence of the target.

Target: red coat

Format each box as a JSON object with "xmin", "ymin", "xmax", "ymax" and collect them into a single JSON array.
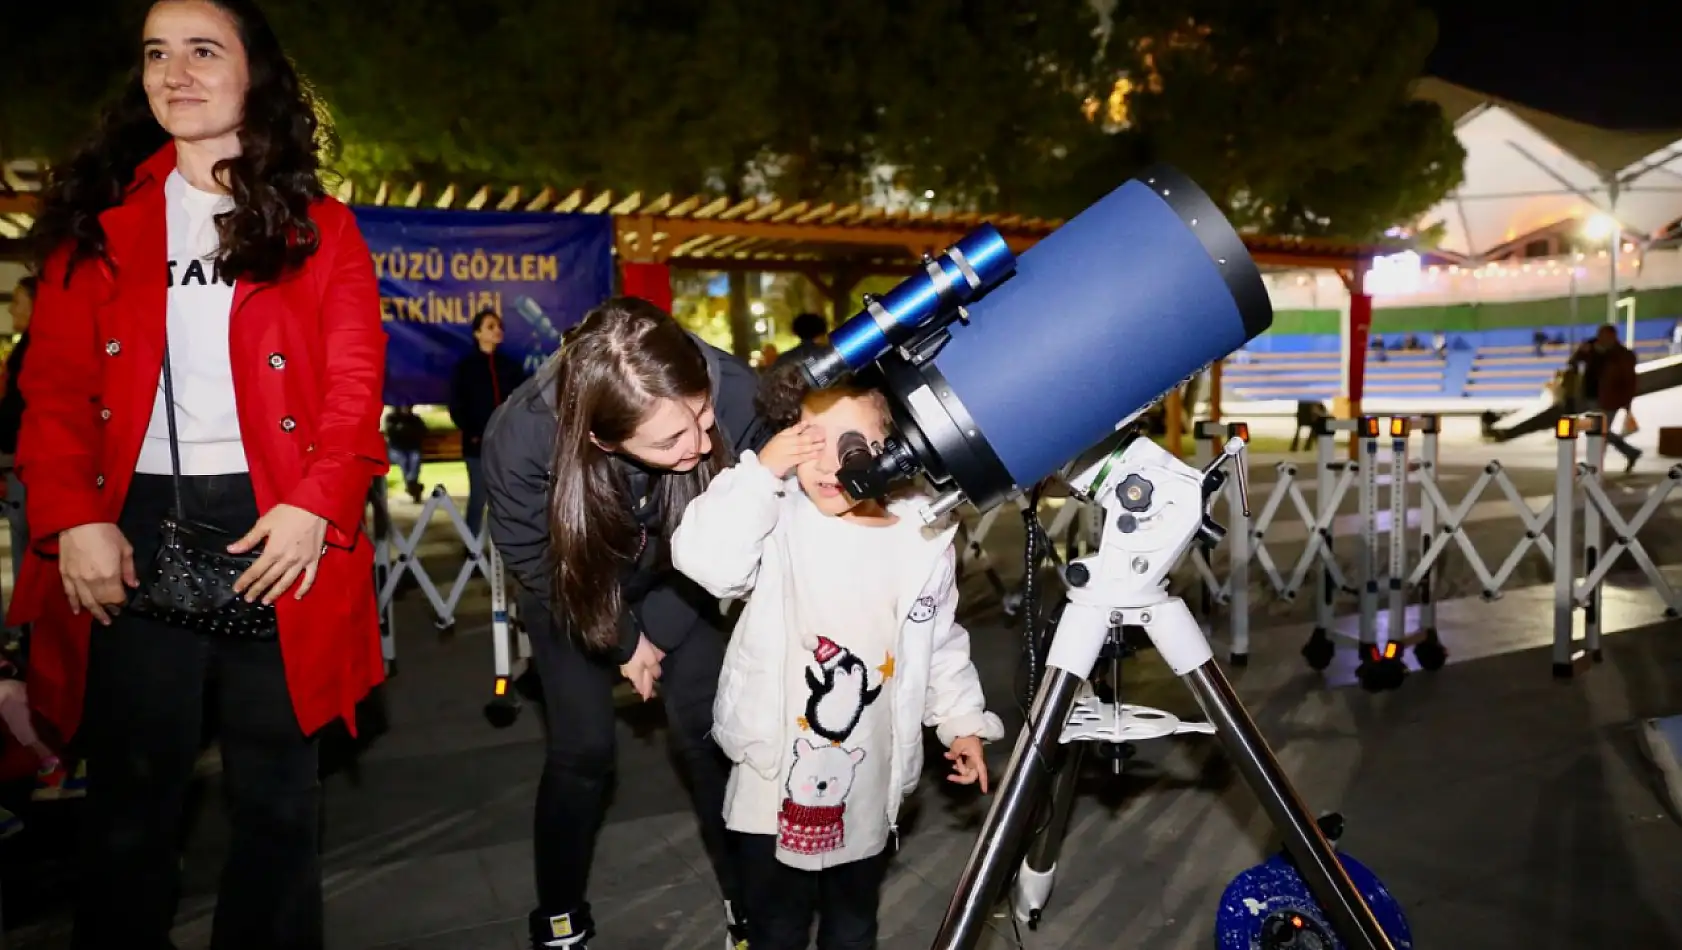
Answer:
[{"xmin": 11, "ymin": 143, "xmax": 389, "ymax": 741}]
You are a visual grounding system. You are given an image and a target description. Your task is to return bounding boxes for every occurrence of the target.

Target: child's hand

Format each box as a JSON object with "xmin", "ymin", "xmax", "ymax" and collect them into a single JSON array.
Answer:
[
  {"xmin": 945, "ymin": 735, "xmax": 989, "ymax": 793},
  {"xmin": 619, "ymin": 634, "xmax": 665, "ymax": 701},
  {"xmin": 757, "ymin": 423, "xmax": 826, "ymax": 478}
]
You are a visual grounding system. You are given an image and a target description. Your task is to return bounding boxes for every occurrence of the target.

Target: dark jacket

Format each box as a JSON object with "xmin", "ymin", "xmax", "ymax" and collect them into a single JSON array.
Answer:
[
  {"xmin": 383, "ymin": 409, "xmax": 428, "ymax": 454},
  {"xmin": 1571, "ymin": 341, "xmax": 1639, "ymax": 415},
  {"xmin": 482, "ymin": 334, "xmax": 769, "ymax": 664},
  {"xmin": 0, "ymin": 333, "xmax": 29, "ymax": 455},
  {"xmin": 449, "ymin": 349, "xmax": 528, "ymax": 458}
]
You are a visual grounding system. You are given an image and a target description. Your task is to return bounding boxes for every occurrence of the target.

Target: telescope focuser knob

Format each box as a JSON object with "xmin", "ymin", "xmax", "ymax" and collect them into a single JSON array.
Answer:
[{"xmin": 1117, "ymin": 474, "xmax": 1154, "ymax": 512}]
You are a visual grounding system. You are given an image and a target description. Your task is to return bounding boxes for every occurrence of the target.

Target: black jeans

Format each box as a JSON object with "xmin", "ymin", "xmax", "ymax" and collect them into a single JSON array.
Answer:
[
  {"xmin": 522, "ymin": 592, "xmax": 739, "ymax": 944},
  {"xmin": 73, "ymin": 473, "xmax": 322, "ymax": 950},
  {"xmin": 737, "ymin": 833, "xmax": 890, "ymax": 950}
]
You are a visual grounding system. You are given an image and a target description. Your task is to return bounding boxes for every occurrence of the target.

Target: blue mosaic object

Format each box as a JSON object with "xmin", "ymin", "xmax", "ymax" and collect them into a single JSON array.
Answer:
[{"xmin": 1216, "ymin": 851, "xmax": 1412, "ymax": 949}]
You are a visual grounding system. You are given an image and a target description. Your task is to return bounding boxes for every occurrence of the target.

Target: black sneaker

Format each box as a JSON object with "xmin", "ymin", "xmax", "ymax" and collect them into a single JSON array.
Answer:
[
  {"xmin": 530, "ymin": 908, "xmax": 591, "ymax": 948},
  {"xmin": 724, "ymin": 898, "xmax": 750, "ymax": 949}
]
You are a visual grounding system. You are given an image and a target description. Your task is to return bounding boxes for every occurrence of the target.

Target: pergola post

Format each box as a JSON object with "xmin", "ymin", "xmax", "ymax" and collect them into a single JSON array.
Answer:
[
  {"xmin": 1165, "ymin": 388, "xmax": 1185, "ymax": 458},
  {"xmin": 616, "ymin": 215, "xmax": 674, "ymax": 311},
  {"xmin": 799, "ymin": 266, "xmax": 862, "ymax": 335},
  {"xmin": 1338, "ymin": 259, "xmax": 1373, "ymax": 460},
  {"xmin": 1208, "ymin": 360, "xmax": 1224, "ymax": 423}
]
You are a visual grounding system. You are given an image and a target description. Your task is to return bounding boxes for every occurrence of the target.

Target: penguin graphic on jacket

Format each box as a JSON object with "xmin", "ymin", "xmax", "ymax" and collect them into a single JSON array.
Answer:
[{"xmin": 802, "ymin": 636, "xmax": 882, "ymax": 744}]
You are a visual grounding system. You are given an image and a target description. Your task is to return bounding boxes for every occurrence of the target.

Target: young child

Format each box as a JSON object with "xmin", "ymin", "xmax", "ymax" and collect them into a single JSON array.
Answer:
[
  {"xmin": 0, "ymin": 634, "xmax": 81, "ymax": 838},
  {"xmin": 673, "ymin": 364, "xmax": 1004, "ymax": 949}
]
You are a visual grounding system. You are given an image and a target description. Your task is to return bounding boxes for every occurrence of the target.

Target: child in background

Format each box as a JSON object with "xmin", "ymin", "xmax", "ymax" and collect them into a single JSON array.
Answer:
[
  {"xmin": 383, "ymin": 405, "xmax": 429, "ymax": 503},
  {"xmin": 673, "ymin": 363, "xmax": 1003, "ymax": 949},
  {"xmin": 0, "ymin": 634, "xmax": 81, "ymax": 838}
]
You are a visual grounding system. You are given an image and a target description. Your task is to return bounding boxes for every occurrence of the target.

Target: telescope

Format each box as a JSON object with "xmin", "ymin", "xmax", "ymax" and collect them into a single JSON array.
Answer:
[{"xmin": 801, "ymin": 167, "xmax": 1412, "ymax": 950}]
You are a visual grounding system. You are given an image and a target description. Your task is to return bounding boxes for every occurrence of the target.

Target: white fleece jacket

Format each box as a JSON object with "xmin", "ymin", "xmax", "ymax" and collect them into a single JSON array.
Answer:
[{"xmin": 672, "ymin": 451, "xmax": 1004, "ymax": 855}]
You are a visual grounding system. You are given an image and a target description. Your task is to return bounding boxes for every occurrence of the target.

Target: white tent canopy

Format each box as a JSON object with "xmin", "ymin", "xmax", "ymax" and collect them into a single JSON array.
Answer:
[
  {"xmin": 1621, "ymin": 141, "xmax": 1682, "ymax": 234},
  {"xmin": 1414, "ymin": 79, "xmax": 1682, "ymax": 259}
]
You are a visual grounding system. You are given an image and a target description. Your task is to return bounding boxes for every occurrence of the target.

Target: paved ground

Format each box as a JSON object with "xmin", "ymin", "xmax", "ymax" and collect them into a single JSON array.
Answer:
[{"xmin": 6, "ymin": 426, "xmax": 1682, "ymax": 949}]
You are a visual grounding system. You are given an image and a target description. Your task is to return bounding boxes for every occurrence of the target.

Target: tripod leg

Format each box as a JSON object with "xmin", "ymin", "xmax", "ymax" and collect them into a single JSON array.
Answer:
[
  {"xmin": 1013, "ymin": 739, "xmax": 1085, "ymax": 926},
  {"xmin": 933, "ymin": 666, "xmax": 1084, "ymax": 950},
  {"xmin": 1145, "ymin": 599, "xmax": 1395, "ymax": 950},
  {"xmin": 935, "ymin": 596, "xmax": 1113, "ymax": 950}
]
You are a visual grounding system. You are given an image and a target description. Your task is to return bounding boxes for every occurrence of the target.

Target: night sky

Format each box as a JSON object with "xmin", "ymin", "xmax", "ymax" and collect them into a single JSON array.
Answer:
[{"xmin": 1424, "ymin": 0, "xmax": 1682, "ymax": 130}]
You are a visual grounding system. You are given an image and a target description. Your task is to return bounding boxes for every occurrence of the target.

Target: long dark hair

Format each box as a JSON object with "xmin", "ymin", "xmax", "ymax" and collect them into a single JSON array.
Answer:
[
  {"xmin": 29, "ymin": 0, "xmax": 332, "ymax": 284},
  {"xmin": 549, "ymin": 298, "xmax": 729, "ymax": 652}
]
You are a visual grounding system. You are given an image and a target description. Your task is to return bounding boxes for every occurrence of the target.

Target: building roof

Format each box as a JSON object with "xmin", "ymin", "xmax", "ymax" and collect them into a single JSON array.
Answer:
[{"xmin": 1412, "ymin": 78, "xmax": 1682, "ymax": 258}]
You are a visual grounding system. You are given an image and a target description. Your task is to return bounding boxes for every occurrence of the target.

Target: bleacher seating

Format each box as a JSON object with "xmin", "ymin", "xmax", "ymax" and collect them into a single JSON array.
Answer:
[{"xmin": 1225, "ymin": 318, "xmax": 1678, "ymax": 403}]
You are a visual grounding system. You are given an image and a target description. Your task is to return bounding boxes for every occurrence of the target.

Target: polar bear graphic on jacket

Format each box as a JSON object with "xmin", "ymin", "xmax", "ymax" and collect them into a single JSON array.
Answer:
[{"xmin": 778, "ymin": 738, "xmax": 866, "ymax": 856}]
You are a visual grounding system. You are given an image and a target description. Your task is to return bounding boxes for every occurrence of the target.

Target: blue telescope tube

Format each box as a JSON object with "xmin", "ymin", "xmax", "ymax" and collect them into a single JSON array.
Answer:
[
  {"xmin": 807, "ymin": 225, "xmax": 1015, "ymax": 388},
  {"xmin": 925, "ymin": 166, "xmax": 1273, "ymax": 495}
]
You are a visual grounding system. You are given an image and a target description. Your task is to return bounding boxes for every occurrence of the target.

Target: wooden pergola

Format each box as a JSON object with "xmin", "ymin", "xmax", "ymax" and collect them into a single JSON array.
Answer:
[
  {"xmin": 0, "ymin": 179, "xmax": 1405, "ymax": 452},
  {"xmin": 2, "ymin": 178, "xmax": 1396, "ymax": 278}
]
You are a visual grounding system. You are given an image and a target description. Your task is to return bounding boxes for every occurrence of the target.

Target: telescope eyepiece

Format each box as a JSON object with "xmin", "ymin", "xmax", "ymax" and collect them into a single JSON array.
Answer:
[
  {"xmin": 836, "ymin": 433, "xmax": 920, "ymax": 502},
  {"xmin": 837, "ymin": 430, "xmax": 874, "ymax": 470}
]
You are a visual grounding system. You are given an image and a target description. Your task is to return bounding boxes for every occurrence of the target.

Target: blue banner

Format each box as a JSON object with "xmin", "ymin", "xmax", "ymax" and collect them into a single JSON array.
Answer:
[{"xmin": 354, "ymin": 207, "xmax": 615, "ymax": 407}]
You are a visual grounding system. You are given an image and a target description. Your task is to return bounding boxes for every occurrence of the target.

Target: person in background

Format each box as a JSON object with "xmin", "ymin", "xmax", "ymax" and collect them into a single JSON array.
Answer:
[
  {"xmin": 450, "ymin": 308, "xmax": 527, "ymax": 542},
  {"xmin": 772, "ymin": 312, "xmax": 829, "ymax": 372},
  {"xmin": 1570, "ymin": 325, "xmax": 1642, "ymax": 473},
  {"xmin": 14, "ymin": 1, "xmax": 389, "ymax": 944},
  {"xmin": 383, "ymin": 405, "xmax": 428, "ymax": 503},
  {"xmin": 1, "ymin": 275, "xmax": 35, "ymax": 594}
]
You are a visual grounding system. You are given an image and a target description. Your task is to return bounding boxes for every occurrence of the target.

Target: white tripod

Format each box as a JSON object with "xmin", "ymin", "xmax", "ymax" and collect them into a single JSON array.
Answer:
[{"xmin": 932, "ymin": 434, "xmax": 1395, "ymax": 950}]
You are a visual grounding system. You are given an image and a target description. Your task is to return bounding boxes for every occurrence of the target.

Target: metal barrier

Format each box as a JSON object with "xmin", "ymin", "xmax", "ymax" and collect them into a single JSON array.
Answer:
[
  {"xmin": 366, "ymin": 479, "xmax": 530, "ymax": 702},
  {"xmin": 1191, "ymin": 418, "xmax": 1371, "ymax": 668},
  {"xmin": 1555, "ymin": 413, "xmax": 1682, "ymax": 675},
  {"xmin": 1180, "ymin": 412, "xmax": 1681, "ymax": 688},
  {"xmin": 1191, "ymin": 414, "xmax": 1564, "ymax": 687}
]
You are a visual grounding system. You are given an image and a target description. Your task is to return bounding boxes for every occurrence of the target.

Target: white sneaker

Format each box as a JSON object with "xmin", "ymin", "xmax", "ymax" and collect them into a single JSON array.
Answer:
[{"xmin": 1637, "ymin": 715, "xmax": 1682, "ymax": 823}]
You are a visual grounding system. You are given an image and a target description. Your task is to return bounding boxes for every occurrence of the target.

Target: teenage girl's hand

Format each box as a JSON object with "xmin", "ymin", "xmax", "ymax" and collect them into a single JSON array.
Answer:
[
  {"xmin": 620, "ymin": 633, "xmax": 666, "ymax": 701},
  {"xmin": 58, "ymin": 522, "xmax": 138, "ymax": 626},
  {"xmin": 229, "ymin": 504, "xmax": 329, "ymax": 604},
  {"xmin": 946, "ymin": 735, "xmax": 990, "ymax": 793},
  {"xmin": 756, "ymin": 423, "xmax": 826, "ymax": 478}
]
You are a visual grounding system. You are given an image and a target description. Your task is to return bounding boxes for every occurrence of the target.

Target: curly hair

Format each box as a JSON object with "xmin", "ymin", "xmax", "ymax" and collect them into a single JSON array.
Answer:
[
  {"xmin": 755, "ymin": 359, "xmax": 889, "ymax": 432},
  {"xmin": 28, "ymin": 0, "xmax": 336, "ymax": 285},
  {"xmin": 754, "ymin": 359, "xmax": 814, "ymax": 431}
]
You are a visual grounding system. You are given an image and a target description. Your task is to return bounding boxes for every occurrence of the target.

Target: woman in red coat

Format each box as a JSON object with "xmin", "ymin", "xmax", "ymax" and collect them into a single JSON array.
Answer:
[{"xmin": 15, "ymin": 1, "xmax": 387, "ymax": 947}]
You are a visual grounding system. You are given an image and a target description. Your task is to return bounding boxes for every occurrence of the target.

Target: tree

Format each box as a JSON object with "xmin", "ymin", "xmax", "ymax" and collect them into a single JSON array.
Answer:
[
  {"xmin": 2, "ymin": 0, "xmax": 1461, "ymax": 243},
  {"xmin": 1070, "ymin": 0, "xmax": 1465, "ymax": 240},
  {"xmin": 0, "ymin": 2, "xmax": 134, "ymax": 165}
]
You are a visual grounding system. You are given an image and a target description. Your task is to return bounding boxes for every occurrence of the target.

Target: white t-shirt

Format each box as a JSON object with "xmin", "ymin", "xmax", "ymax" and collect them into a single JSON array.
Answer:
[
  {"xmin": 135, "ymin": 170, "xmax": 247, "ymax": 476},
  {"xmin": 757, "ymin": 498, "xmax": 924, "ymax": 870}
]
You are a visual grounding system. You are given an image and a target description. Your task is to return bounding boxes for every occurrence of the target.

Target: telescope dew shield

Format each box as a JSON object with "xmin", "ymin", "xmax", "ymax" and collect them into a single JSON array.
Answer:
[
  {"xmin": 802, "ymin": 225, "xmax": 1016, "ymax": 389},
  {"xmin": 903, "ymin": 166, "xmax": 1273, "ymax": 511}
]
